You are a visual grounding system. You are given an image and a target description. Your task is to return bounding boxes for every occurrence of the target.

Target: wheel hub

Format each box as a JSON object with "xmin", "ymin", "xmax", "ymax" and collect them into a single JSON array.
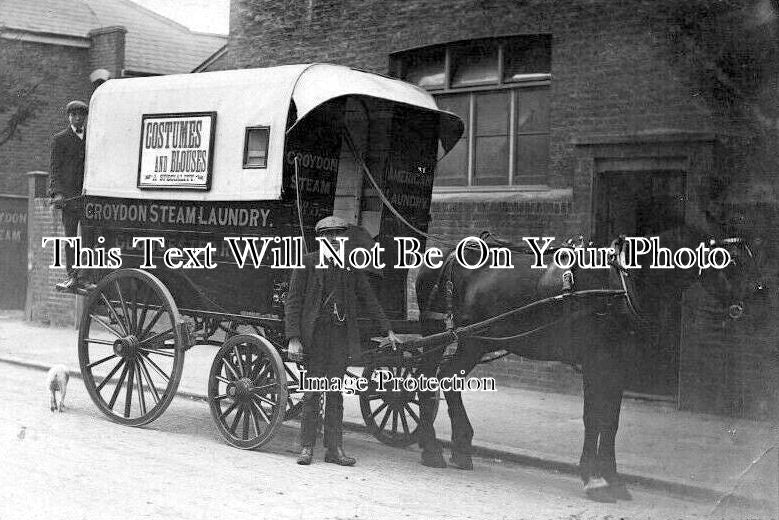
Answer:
[
  {"xmin": 114, "ymin": 335, "xmax": 140, "ymax": 358},
  {"xmin": 227, "ymin": 377, "xmax": 254, "ymax": 400}
]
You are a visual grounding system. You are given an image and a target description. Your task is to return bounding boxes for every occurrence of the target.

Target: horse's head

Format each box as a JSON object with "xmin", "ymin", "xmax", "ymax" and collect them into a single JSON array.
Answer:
[{"xmin": 610, "ymin": 228, "xmax": 768, "ymax": 326}]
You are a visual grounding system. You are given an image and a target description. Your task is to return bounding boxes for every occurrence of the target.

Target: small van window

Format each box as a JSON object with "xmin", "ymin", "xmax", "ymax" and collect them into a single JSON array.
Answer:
[{"xmin": 243, "ymin": 127, "xmax": 270, "ymax": 168}]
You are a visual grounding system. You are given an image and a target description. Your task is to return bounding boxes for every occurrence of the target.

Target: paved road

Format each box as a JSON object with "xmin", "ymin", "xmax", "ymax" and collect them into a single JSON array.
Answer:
[{"xmin": 0, "ymin": 363, "xmax": 766, "ymax": 520}]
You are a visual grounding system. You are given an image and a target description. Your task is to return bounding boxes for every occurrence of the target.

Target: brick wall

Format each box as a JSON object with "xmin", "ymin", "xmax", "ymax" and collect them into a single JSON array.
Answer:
[
  {"xmin": 27, "ymin": 184, "xmax": 80, "ymax": 327},
  {"xmin": 227, "ymin": 0, "xmax": 779, "ymax": 408},
  {"xmin": 0, "ymin": 39, "xmax": 91, "ymax": 195},
  {"xmin": 88, "ymin": 26, "xmax": 127, "ymax": 79}
]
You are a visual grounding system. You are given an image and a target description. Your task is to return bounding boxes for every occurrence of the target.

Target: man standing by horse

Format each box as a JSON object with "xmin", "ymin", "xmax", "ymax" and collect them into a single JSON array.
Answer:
[{"xmin": 286, "ymin": 215, "xmax": 399, "ymax": 466}]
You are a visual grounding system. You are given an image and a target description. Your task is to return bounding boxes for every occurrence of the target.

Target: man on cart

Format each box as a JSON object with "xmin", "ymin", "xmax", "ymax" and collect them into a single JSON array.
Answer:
[
  {"xmin": 49, "ymin": 99, "xmax": 95, "ymax": 292},
  {"xmin": 286, "ymin": 215, "xmax": 399, "ymax": 466}
]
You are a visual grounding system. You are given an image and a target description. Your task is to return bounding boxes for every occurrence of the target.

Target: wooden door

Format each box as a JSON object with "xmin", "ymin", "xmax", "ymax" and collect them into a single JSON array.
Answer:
[{"xmin": 594, "ymin": 171, "xmax": 686, "ymax": 396}]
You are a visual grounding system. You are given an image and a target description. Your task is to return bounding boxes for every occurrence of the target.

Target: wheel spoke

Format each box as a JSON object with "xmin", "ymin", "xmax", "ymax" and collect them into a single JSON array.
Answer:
[
  {"xmin": 213, "ymin": 393, "xmax": 234, "ymax": 402},
  {"xmin": 229, "ymin": 405, "xmax": 244, "ymax": 434},
  {"xmin": 378, "ymin": 406, "xmax": 392, "ymax": 432},
  {"xmin": 135, "ymin": 362, "xmax": 147, "ymax": 416},
  {"xmin": 108, "ymin": 362, "xmax": 130, "ymax": 410},
  {"xmin": 100, "ymin": 294, "xmax": 128, "ymax": 336},
  {"xmin": 137, "ymin": 357, "xmax": 160, "ymax": 405},
  {"xmin": 369, "ymin": 402, "xmax": 388, "ymax": 420},
  {"xmin": 253, "ymin": 382, "xmax": 278, "ymax": 392},
  {"xmin": 128, "ymin": 278, "xmax": 138, "ymax": 334},
  {"xmin": 219, "ymin": 400, "xmax": 239, "ymax": 420},
  {"xmin": 124, "ymin": 361, "xmax": 135, "ymax": 418},
  {"xmin": 242, "ymin": 408, "xmax": 250, "ymax": 440},
  {"xmin": 364, "ymin": 393, "xmax": 382, "ymax": 401},
  {"xmin": 252, "ymin": 392, "xmax": 278, "ymax": 407},
  {"xmin": 87, "ymin": 353, "xmax": 117, "ymax": 369},
  {"xmin": 138, "ymin": 328, "xmax": 174, "ymax": 348},
  {"xmin": 250, "ymin": 405, "xmax": 263, "ymax": 437},
  {"xmin": 90, "ymin": 314, "xmax": 123, "ymax": 338},
  {"xmin": 232, "ymin": 346, "xmax": 245, "ymax": 376},
  {"xmin": 250, "ymin": 398, "xmax": 271, "ymax": 424},
  {"xmin": 404, "ymin": 403, "xmax": 420, "ymax": 424},
  {"xmin": 95, "ymin": 359, "xmax": 125, "ymax": 393},
  {"xmin": 139, "ymin": 307, "xmax": 164, "ymax": 340},
  {"xmin": 138, "ymin": 347, "xmax": 175, "ymax": 358},
  {"xmin": 140, "ymin": 352, "xmax": 170, "ymax": 385},
  {"xmin": 85, "ymin": 337, "xmax": 115, "ymax": 346},
  {"xmin": 114, "ymin": 280, "xmax": 132, "ymax": 335},
  {"xmin": 399, "ymin": 407, "xmax": 410, "ymax": 435},
  {"xmin": 252, "ymin": 360, "xmax": 271, "ymax": 384},
  {"xmin": 222, "ymin": 358, "xmax": 239, "ymax": 380},
  {"xmin": 391, "ymin": 409, "xmax": 398, "ymax": 435},
  {"xmin": 135, "ymin": 287, "xmax": 151, "ymax": 334}
]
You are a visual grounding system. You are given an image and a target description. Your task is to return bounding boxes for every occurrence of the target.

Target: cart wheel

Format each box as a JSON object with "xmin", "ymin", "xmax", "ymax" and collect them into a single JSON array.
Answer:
[
  {"xmin": 208, "ymin": 334, "xmax": 288, "ymax": 449},
  {"xmin": 78, "ymin": 269, "xmax": 185, "ymax": 426},
  {"xmin": 283, "ymin": 361, "xmax": 305, "ymax": 421},
  {"xmin": 360, "ymin": 365, "xmax": 440, "ymax": 447}
]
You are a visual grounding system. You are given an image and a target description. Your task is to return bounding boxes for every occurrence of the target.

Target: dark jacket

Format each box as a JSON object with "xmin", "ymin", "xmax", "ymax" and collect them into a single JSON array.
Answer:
[
  {"xmin": 285, "ymin": 252, "xmax": 391, "ymax": 360},
  {"xmin": 49, "ymin": 127, "xmax": 86, "ymax": 200}
]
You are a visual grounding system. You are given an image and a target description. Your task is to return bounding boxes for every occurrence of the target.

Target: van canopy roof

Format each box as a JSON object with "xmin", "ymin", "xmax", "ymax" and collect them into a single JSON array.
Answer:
[{"xmin": 84, "ymin": 63, "xmax": 463, "ymax": 201}]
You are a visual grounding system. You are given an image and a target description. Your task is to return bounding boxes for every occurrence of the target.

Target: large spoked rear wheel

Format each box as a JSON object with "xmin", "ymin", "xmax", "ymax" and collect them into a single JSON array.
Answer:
[
  {"xmin": 208, "ymin": 334, "xmax": 288, "ymax": 449},
  {"xmin": 360, "ymin": 365, "xmax": 440, "ymax": 447},
  {"xmin": 78, "ymin": 269, "xmax": 185, "ymax": 426}
]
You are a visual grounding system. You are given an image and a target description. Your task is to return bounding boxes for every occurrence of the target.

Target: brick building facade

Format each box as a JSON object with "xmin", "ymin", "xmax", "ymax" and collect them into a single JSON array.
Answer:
[
  {"xmin": 1, "ymin": 0, "xmax": 224, "ymax": 324},
  {"xmin": 0, "ymin": 0, "xmax": 226, "ymax": 195},
  {"xmin": 217, "ymin": 0, "xmax": 779, "ymax": 417}
]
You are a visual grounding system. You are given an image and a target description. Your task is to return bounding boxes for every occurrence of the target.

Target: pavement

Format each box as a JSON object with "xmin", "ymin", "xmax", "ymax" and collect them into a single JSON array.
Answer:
[{"xmin": 1, "ymin": 310, "xmax": 776, "ymax": 514}]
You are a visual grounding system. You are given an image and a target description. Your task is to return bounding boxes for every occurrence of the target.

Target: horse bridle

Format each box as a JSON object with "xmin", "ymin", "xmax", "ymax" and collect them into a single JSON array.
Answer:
[{"xmin": 609, "ymin": 235, "xmax": 763, "ymax": 322}]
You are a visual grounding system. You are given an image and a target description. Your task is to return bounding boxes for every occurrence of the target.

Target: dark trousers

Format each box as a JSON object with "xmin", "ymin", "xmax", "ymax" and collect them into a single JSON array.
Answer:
[
  {"xmin": 299, "ymin": 318, "xmax": 348, "ymax": 450},
  {"xmin": 61, "ymin": 207, "xmax": 80, "ymax": 278}
]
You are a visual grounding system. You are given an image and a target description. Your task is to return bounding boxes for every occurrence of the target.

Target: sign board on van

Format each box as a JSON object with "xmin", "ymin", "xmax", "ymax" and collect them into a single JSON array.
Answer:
[{"xmin": 137, "ymin": 112, "xmax": 216, "ymax": 190}]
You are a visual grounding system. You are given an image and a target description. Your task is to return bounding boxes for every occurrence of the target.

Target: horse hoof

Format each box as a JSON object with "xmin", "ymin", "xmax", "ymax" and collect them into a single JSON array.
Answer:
[
  {"xmin": 449, "ymin": 452, "xmax": 473, "ymax": 470},
  {"xmin": 584, "ymin": 478, "xmax": 616, "ymax": 503},
  {"xmin": 421, "ymin": 452, "xmax": 447, "ymax": 468},
  {"xmin": 607, "ymin": 482, "xmax": 632, "ymax": 501}
]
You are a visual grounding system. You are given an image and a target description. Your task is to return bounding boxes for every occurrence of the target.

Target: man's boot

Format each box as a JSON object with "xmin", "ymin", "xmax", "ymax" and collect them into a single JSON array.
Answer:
[
  {"xmin": 55, "ymin": 274, "xmax": 79, "ymax": 292},
  {"xmin": 297, "ymin": 446, "xmax": 313, "ymax": 465},
  {"xmin": 324, "ymin": 446, "xmax": 356, "ymax": 466}
]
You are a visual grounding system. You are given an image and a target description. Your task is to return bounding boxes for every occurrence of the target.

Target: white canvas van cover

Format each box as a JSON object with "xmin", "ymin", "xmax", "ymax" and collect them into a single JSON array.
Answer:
[{"xmin": 84, "ymin": 63, "xmax": 461, "ymax": 201}]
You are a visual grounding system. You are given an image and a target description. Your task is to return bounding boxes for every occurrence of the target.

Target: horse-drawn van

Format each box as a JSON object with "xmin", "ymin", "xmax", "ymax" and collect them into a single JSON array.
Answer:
[
  {"xmin": 77, "ymin": 63, "xmax": 462, "ymax": 446},
  {"xmin": 74, "ymin": 62, "xmax": 764, "ymax": 501}
]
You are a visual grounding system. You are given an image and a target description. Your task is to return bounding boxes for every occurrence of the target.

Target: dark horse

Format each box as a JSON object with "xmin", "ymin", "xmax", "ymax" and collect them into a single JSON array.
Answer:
[{"xmin": 413, "ymin": 226, "xmax": 765, "ymax": 502}]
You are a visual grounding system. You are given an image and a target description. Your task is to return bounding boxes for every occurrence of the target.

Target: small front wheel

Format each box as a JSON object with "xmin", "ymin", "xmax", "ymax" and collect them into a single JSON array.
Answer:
[{"xmin": 208, "ymin": 334, "xmax": 288, "ymax": 449}]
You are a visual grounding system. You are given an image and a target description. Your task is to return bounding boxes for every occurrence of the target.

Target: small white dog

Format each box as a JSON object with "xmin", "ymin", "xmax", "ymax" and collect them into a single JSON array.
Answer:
[{"xmin": 46, "ymin": 365, "xmax": 70, "ymax": 412}]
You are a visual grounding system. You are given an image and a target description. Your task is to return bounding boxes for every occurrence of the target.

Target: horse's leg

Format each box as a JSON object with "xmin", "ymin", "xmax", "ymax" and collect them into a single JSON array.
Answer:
[
  {"xmin": 445, "ymin": 389, "xmax": 474, "ymax": 469},
  {"xmin": 580, "ymin": 346, "xmax": 617, "ymax": 503},
  {"xmin": 579, "ymin": 368, "xmax": 599, "ymax": 485},
  {"xmin": 444, "ymin": 343, "xmax": 480, "ymax": 470},
  {"xmin": 595, "ymin": 348, "xmax": 632, "ymax": 500},
  {"xmin": 418, "ymin": 352, "xmax": 446, "ymax": 468},
  {"xmin": 416, "ymin": 320, "xmax": 447, "ymax": 468},
  {"xmin": 597, "ymin": 384, "xmax": 631, "ymax": 500}
]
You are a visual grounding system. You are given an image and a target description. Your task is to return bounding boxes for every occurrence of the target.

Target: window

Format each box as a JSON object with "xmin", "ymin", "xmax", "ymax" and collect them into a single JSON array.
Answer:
[
  {"xmin": 391, "ymin": 35, "xmax": 551, "ymax": 188},
  {"xmin": 243, "ymin": 126, "xmax": 270, "ymax": 168}
]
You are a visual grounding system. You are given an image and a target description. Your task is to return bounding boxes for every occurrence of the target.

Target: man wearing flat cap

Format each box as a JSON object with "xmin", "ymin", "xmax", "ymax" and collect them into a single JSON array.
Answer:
[
  {"xmin": 285, "ymin": 215, "xmax": 398, "ymax": 466},
  {"xmin": 49, "ymin": 100, "xmax": 94, "ymax": 291}
]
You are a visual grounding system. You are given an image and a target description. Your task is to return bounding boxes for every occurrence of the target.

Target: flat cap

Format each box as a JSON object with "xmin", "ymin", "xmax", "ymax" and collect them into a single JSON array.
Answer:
[
  {"xmin": 65, "ymin": 100, "xmax": 88, "ymax": 113},
  {"xmin": 315, "ymin": 215, "xmax": 348, "ymax": 235}
]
